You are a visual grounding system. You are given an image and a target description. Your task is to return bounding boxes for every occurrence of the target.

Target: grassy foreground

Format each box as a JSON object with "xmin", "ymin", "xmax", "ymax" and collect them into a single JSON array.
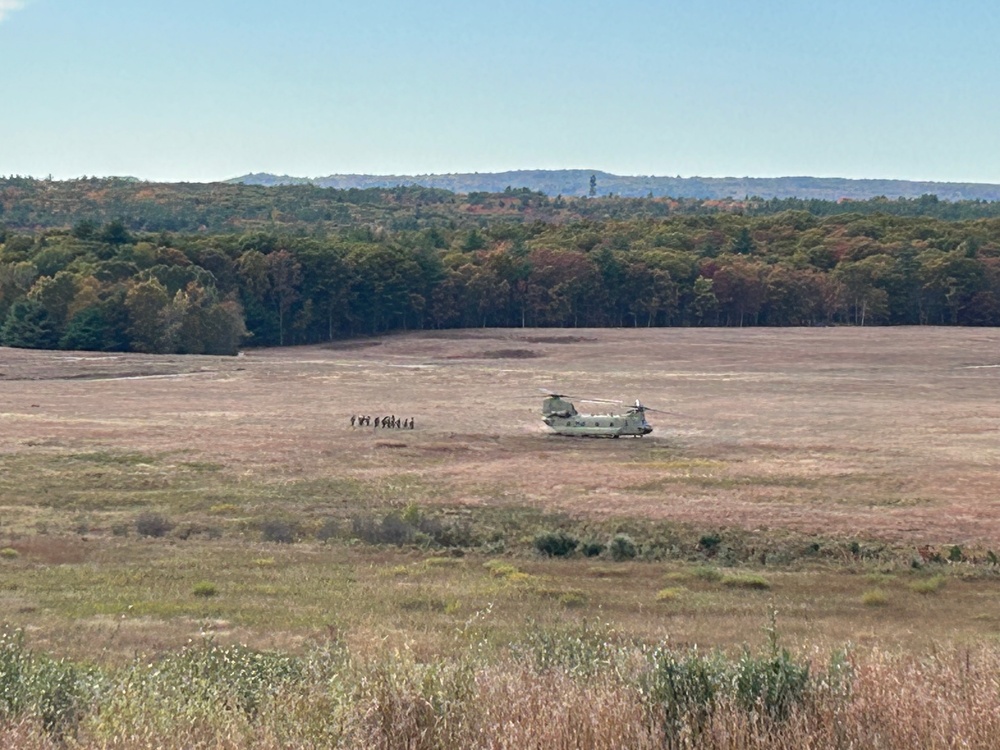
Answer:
[
  {"xmin": 3, "ymin": 450, "xmax": 1000, "ymax": 748},
  {"xmin": 2, "ymin": 625, "xmax": 999, "ymax": 749}
]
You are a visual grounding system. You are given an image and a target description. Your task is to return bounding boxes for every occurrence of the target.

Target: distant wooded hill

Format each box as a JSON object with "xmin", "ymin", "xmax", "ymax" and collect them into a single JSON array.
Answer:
[
  {"xmin": 5, "ymin": 176, "xmax": 1000, "ymax": 237},
  {"xmin": 230, "ymin": 170, "xmax": 1000, "ymax": 202}
]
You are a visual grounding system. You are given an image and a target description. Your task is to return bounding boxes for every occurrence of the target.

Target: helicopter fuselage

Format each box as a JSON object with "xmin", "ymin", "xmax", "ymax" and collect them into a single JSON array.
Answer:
[{"xmin": 541, "ymin": 396, "xmax": 652, "ymax": 438}]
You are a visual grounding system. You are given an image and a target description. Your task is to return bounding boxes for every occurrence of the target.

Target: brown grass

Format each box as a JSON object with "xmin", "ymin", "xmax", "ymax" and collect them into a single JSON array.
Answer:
[
  {"xmin": 2, "ymin": 328, "xmax": 1000, "ymax": 663},
  {"xmin": 4, "ymin": 646, "xmax": 1000, "ymax": 749},
  {"xmin": 4, "ymin": 327, "xmax": 998, "ymax": 543}
]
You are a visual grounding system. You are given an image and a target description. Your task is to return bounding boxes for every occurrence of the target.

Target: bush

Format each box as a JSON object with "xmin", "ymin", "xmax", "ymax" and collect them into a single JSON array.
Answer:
[
  {"xmin": 581, "ymin": 540, "xmax": 605, "ymax": 557},
  {"xmin": 692, "ymin": 565, "xmax": 723, "ymax": 582},
  {"xmin": 352, "ymin": 512, "xmax": 412, "ymax": 545},
  {"xmin": 558, "ymin": 590, "xmax": 587, "ymax": 607},
  {"xmin": 699, "ymin": 533, "xmax": 722, "ymax": 554},
  {"xmin": 315, "ymin": 517, "xmax": 340, "ymax": 542},
  {"xmin": 351, "ymin": 511, "xmax": 475, "ymax": 548},
  {"xmin": 861, "ymin": 588, "xmax": 889, "ymax": 606},
  {"xmin": 721, "ymin": 572, "xmax": 771, "ymax": 590},
  {"xmin": 260, "ymin": 518, "xmax": 302, "ymax": 544},
  {"xmin": 379, "ymin": 513, "xmax": 415, "ymax": 545},
  {"xmin": 910, "ymin": 575, "xmax": 946, "ymax": 594},
  {"xmin": 534, "ymin": 530, "xmax": 579, "ymax": 557},
  {"xmin": 135, "ymin": 512, "xmax": 173, "ymax": 538},
  {"xmin": 421, "ymin": 517, "xmax": 476, "ymax": 548},
  {"xmin": 0, "ymin": 547, "xmax": 18, "ymax": 560},
  {"xmin": 0, "ymin": 628, "xmax": 96, "ymax": 740},
  {"xmin": 656, "ymin": 587, "xmax": 684, "ymax": 602},
  {"xmin": 644, "ymin": 647, "xmax": 726, "ymax": 736},
  {"xmin": 609, "ymin": 533, "xmax": 637, "ymax": 561},
  {"xmin": 192, "ymin": 582, "xmax": 218, "ymax": 598},
  {"xmin": 154, "ymin": 643, "xmax": 302, "ymax": 718},
  {"xmin": 734, "ymin": 648, "xmax": 811, "ymax": 720}
]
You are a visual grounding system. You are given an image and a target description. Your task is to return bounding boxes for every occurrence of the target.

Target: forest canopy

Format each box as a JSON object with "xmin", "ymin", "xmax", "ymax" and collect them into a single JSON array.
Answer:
[{"xmin": 2, "ymin": 177, "xmax": 1000, "ymax": 354}]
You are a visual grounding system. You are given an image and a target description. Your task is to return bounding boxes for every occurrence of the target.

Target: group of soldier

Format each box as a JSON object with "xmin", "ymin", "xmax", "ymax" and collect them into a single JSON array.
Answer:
[{"xmin": 351, "ymin": 414, "xmax": 414, "ymax": 430}]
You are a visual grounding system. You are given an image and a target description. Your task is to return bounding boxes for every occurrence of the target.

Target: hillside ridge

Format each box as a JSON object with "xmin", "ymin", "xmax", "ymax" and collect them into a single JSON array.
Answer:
[{"xmin": 229, "ymin": 169, "xmax": 1000, "ymax": 202}]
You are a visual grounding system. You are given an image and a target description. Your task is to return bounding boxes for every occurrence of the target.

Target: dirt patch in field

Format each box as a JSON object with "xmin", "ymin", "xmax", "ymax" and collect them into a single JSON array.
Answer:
[
  {"xmin": 454, "ymin": 349, "xmax": 543, "ymax": 360},
  {"xmin": 374, "ymin": 440, "xmax": 408, "ymax": 449},
  {"xmin": 6, "ymin": 537, "xmax": 92, "ymax": 564},
  {"xmin": 522, "ymin": 335, "xmax": 597, "ymax": 344},
  {"xmin": 321, "ymin": 340, "xmax": 382, "ymax": 351}
]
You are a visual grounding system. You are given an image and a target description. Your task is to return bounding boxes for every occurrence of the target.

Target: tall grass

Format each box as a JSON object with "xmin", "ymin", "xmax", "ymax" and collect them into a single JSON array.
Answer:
[{"xmin": 3, "ymin": 627, "xmax": 1000, "ymax": 748}]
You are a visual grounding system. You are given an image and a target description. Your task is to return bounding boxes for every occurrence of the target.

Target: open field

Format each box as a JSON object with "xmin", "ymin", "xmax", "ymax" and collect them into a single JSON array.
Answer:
[
  {"xmin": 4, "ymin": 326, "xmax": 1000, "ymax": 539},
  {"xmin": 2, "ymin": 327, "xmax": 1000, "ymax": 661},
  {"xmin": 4, "ymin": 327, "xmax": 1000, "ymax": 747}
]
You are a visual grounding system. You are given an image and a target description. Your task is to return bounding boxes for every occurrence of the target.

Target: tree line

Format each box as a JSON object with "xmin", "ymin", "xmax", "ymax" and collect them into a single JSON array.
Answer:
[
  {"xmin": 2, "ymin": 208, "xmax": 1000, "ymax": 353},
  {"xmin": 7, "ymin": 177, "xmax": 1000, "ymax": 238}
]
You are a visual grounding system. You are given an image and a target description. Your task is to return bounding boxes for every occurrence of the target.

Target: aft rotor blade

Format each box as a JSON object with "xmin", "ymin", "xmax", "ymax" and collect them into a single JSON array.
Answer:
[{"xmin": 640, "ymin": 406, "xmax": 694, "ymax": 418}]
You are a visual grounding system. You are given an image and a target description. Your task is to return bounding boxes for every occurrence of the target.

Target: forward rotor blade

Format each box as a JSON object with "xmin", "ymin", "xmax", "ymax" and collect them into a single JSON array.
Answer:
[
  {"xmin": 539, "ymin": 388, "xmax": 581, "ymax": 400},
  {"xmin": 540, "ymin": 388, "xmax": 621, "ymax": 404}
]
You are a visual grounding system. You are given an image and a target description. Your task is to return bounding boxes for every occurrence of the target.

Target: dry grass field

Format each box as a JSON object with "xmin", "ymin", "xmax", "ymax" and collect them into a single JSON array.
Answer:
[
  {"xmin": 4, "ymin": 326, "xmax": 999, "ymax": 539},
  {"xmin": 4, "ymin": 328, "xmax": 1000, "ymax": 748},
  {"xmin": 1, "ymin": 327, "xmax": 1000, "ymax": 659}
]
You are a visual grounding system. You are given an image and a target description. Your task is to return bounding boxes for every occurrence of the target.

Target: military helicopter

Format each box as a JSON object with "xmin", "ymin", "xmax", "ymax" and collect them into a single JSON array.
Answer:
[{"xmin": 539, "ymin": 389, "xmax": 668, "ymax": 438}]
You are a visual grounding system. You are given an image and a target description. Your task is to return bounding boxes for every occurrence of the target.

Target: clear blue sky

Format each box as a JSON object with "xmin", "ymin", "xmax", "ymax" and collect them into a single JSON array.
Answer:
[{"xmin": 3, "ymin": 1, "xmax": 999, "ymax": 183}]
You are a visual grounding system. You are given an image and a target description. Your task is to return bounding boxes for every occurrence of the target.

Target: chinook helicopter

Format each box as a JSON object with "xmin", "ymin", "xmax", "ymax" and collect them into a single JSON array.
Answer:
[{"xmin": 539, "ymin": 389, "xmax": 668, "ymax": 438}]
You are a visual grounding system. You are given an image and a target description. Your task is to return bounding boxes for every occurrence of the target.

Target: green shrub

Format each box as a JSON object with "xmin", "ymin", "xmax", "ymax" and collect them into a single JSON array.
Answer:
[
  {"xmin": 515, "ymin": 623, "xmax": 621, "ymax": 676},
  {"xmin": 692, "ymin": 565, "xmax": 723, "ymax": 582},
  {"xmin": 644, "ymin": 647, "xmax": 727, "ymax": 736},
  {"xmin": 699, "ymin": 533, "xmax": 722, "ymax": 553},
  {"xmin": 0, "ymin": 547, "xmax": 18, "ymax": 560},
  {"xmin": 909, "ymin": 575, "xmax": 946, "ymax": 595},
  {"xmin": 861, "ymin": 588, "xmax": 889, "ymax": 606},
  {"xmin": 734, "ymin": 648, "xmax": 811, "ymax": 720},
  {"xmin": 153, "ymin": 643, "xmax": 302, "ymax": 718},
  {"xmin": 193, "ymin": 582, "xmax": 218, "ymax": 598},
  {"xmin": 609, "ymin": 533, "xmax": 637, "ymax": 561},
  {"xmin": 581, "ymin": 540, "xmax": 605, "ymax": 557},
  {"xmin": 558, "ymin": 590, "xmax": 587, "ymax": 607},
  {"xmin": 656, "ymin": 587, "xmax": 684, "ymax": 602},
  {"xmin": 534, "ymin": 530, "xmax": 579, "ymax": 557},
  {"xmin": 721, "ymin": 573, "xmax": 771, "ymax": 590},
  {"xmin": 484, "ymin": 560, "xmax": 519, "ymax": 578},
  {"xmin": 0, "ymin": 628, "xmax": 97, "ymax": 740}
]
